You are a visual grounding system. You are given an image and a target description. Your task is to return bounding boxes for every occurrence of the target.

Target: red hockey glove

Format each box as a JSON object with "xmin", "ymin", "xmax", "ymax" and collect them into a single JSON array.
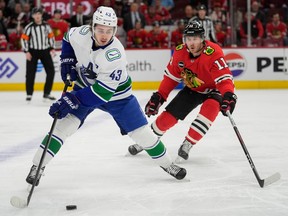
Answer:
[{"xmin": 145, "ymin": 92, "xmax": 165, "ymax": 117}]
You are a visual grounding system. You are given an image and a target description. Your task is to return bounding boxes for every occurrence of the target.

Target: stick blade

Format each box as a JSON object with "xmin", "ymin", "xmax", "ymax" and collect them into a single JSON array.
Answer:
[
  {"xmin": 261, "ymin": 172, "xmax": 281, "ymax": 187},
  {"xmin": 10, "ymin": 196, "xmax": 27, "ymax": 208}
]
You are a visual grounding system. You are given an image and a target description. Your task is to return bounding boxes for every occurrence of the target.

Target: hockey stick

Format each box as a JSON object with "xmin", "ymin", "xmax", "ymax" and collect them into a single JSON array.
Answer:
[
  {"xmin": 10, "ymin": 76, "xmax": 71, "ymax": 208},
  {"xmin": 226, "ymin": 110, "xmax": 280, "ymax": 188}
]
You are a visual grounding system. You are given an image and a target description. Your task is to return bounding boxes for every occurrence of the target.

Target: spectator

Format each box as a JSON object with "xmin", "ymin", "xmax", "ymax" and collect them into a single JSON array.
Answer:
[
  {"xmin": 209, "ymin": 2, "xmax": 227, "ymax": 27},
  {"xmin": 40, "ymin": 5, "xmax": 51, "ymax": 21},
  {"xmin": 0, "ymin": 9, "xmax": 9, "ymax": 43},
  {"xmin": 189, "ymin": 4, "xmax": 217, "ymax": 43},
  {"xmin": 146, "ymin": 21, "xmax": 168, "ymax": 48},
  {"xmin": 214, "ymin": 20, "xmax": 226, "ymax": 46},
  {"xmin": 264, "ymin": 12, "xmax": 288, "ymax": 46},
  {"xmin": 251, "ymin": 1, "xmax": 266, "ymax": 27},
  {"xmin": 70, "ymin": 4, "xmax": 90, "ymax": 28},
  {"xmin": 135, "ymin": 0, "xmax": 149, "ymax": 15},
  {"xmin": 239, "ymin": 12, "xmax": 264, "ymax": 46},
  {"xmin": 0, "ymin": 32, "xmax": 7, "ymax": 50},
  {"xmin": 145, "ymin": 5, "xmax": 162, "ymax": 26},
  {"xmin": 126, "ymin": 20, "xmax": 148, "ymax": 48},
  {"xmin": 8, "ymin": 23, "xmax": 23, "ymax": 50},
  {"xmin": 7, "ymin": 2, "xmax": 26, "ymax": 30},
  {"xmin": 183, "ymin": 4, "xmax": 196, "ymax": 25},
  {"xmin": 22, "ymin": 3, "xmax": 32, "ymax": 26},
  {"xmin": 123, "ymin": 2, "xmax": 145, "ymax": 32},
  {"xmin": 100, "ymin": 0, "xmax": 114, "ymax": 7},
  {"xmin": 154, "ymin": 0, "xmax": 172, "ymax": 25},
  {"xmin": 170, "ymin": 19, "xmax": 185, "ymax": 49},
  {"xmin": 113, "ymin": 0, "xmax": 126, "ymax": 18},
  {"xmin": 7, "ymin": 0, "xmax": 26, "ymax": 11},
  {"xmin": 152, "ymin": 0, "xmax": 175, "ymax": 11},
  {"xmin": 47, "ymin": 9, "xmax": 69, "ymax": 50},
  {"xmin": 0, "ymin": 0, "xmax": 12, "ymax": 19}
]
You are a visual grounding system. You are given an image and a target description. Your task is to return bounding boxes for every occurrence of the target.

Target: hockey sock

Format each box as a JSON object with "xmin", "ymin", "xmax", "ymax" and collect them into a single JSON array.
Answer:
[
  {"xmin": 32, "ymin": 134, "xmax": 63, "ymax": 167},
  {"xmin": 32, "ymin": 114, "xmax": 80, "ymax": 167},
  {"xmin": 153, "ymin": 111, "xmax": 178, "ymax": 135},
  {"xmin": 145, "ymin": 140, "xmax": 172, "ymax": 168},
  {"xmin": 186, "ymin": 99, "xmax": 219, "ymax": 144}
]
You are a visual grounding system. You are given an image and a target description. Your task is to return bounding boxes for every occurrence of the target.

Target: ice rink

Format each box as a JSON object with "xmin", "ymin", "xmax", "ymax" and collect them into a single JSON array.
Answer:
[{"xmin": 1, "ymin": 89, "xmax": 288, "ymax": 216}]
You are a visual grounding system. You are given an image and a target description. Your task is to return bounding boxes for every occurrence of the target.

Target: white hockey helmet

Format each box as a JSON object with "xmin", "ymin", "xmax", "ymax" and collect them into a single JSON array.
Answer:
[{"xmin": 92, "ymin": 6, "xmax": 117, "ymax": 36}]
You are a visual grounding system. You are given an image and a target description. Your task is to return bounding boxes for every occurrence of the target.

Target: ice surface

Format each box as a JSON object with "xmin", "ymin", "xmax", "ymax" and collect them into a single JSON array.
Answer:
[{"xmin": 1, "ymin": 90, "xmax": 287, "ymax": 216}]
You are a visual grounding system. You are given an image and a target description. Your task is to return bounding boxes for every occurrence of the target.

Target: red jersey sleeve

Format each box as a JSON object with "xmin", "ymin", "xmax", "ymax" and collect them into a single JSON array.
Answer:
[{"xmin": 157, "ymin": 45, "xmax": 185, "ymax": 99}]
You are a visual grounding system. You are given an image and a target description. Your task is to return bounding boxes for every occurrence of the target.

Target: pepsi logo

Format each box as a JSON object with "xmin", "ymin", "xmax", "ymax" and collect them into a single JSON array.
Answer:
[{"xmin": 225, "ymin": 53, "xmax": 246, "ymax": 77}]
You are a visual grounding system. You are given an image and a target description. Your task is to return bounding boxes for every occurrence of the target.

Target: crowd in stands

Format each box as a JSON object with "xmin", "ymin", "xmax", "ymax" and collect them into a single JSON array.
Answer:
[{"xmin": 0, "ymin": 0, "xmax": 287, "ymax": 51}]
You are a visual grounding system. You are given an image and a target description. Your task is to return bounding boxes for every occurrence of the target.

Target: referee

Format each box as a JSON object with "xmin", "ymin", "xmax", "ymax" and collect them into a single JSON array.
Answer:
[
  {"xmin": 21, "ymin": 7, "xmax": 56, "ymax": 102},
  {"xmin": 189, "ymin": 4, "xmax": 217, "ymax": 43}
]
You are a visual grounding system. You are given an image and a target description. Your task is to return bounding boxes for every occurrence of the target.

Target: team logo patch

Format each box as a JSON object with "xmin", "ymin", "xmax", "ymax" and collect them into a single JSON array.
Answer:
[
  {"xmin": 175, "ymin": 44, "xmax": 184, "ymax": 51},
  {"xmin": 181, "ymin": 68, "xmax": 204, "ymax": 88},
  {"xmin": 79, "ymin": 26, "xmax": 90, "ymax": 35},
  {"xmin": 105, "ymin": 48, "xmax": 121, "ymax": 61},
  {"xmin": 204, "ymin": 46, "xmax": 215, "ymax": 55},
  {"xmin": 225, "ymin": 52, "xmax": 246, "ymax": 77},
  {"xmin": 178, "ymin": 61, "xmax": 184, "ymax": 68}
]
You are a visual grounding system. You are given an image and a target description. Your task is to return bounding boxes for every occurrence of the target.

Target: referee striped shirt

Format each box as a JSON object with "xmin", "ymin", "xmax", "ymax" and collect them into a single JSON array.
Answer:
[
  {"xmin": 21, "ymin": 21, "xmax": 55, "ymax": 52},
  {"xmin": 189, "ymin": 16, "xmax": 217, "ymax": 43}
]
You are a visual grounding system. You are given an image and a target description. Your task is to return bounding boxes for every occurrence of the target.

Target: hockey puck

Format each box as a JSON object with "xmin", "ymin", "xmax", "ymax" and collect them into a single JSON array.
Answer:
[{"xmin": 66, "ymin": 205, "xmax": 77, "ymax": 210}]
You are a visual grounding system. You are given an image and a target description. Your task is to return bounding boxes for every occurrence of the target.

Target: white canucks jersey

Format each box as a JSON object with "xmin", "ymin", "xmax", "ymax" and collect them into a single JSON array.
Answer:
[{"xmin": 63, "ymin": 25, "xmax": 132, "ymax": 104}]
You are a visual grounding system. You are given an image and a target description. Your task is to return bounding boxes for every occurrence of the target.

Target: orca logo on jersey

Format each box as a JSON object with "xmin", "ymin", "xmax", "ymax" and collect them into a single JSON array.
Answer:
[
  {"xmin": 79, "ymin": 65, "xmax": 98, "ymax": 86},
  {"xmin": 181, "ymin": 68, "xmax": 204, "ymax": 88},
  {"xmin": 106, "ymin": 48, "xmax": 121, "ymax": 61},
  {"xmin": 204, "ymin": 46, "xmax": 215, "ymax": 55}
]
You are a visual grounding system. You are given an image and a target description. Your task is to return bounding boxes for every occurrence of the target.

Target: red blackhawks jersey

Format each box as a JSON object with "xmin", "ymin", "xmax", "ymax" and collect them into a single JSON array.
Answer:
[
  {"xmin": 158, "ymin": 40, "xmax": 235, "ymax": 100},
  {"xmin": 47, "ymin": 19, "xmax": 69, "ymax": 42},
  {"xmin": 146, "ymin": 30, "xmax": 168, "ymax": 48},
  {"xmin": 126, "ymin": 29, "xmax": 148, "ymax": 48}
]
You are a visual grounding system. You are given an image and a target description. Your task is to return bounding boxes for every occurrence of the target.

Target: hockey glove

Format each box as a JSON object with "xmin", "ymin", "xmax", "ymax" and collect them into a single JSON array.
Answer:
[
  {"xmin": 60, "ymin": 57, "xmax": 78, "ymax": 82},
  {"xmin": 221, "ymin": 92, "xmax": 237, "ymax": 116},
  {"xmin": 145, "ymin": 92, "xmax": 165, "ymax": 117},
  {"xmin": 49, "ymin": 92, "xmax": 80, "ymax": 119}
]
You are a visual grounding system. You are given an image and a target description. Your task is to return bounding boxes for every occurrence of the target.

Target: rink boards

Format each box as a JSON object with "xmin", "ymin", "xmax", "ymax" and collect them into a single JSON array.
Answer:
[{"xmin": 0, "ymin": 47, "xmax": 287, "ymax": 90}]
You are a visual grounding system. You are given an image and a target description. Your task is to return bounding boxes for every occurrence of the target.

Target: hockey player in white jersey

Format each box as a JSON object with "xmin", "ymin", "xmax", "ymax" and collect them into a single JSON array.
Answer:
[{"xmin": 25, "ymin": 6, "xmax": 186, "ymax": 186}]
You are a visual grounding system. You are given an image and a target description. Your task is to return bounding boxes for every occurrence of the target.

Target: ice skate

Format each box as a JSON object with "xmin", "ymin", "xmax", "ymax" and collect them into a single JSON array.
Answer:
[
  {"xmin": 161, "ymin": 163, "xmax": 187, "ymax": 180},
  {"xmin": 175, "ymin": 139, "xmax": 193, "ymax": 163},
  {"xmin": 26, "ymin": 165, "xmax": 45, "ymax": 186},
  {"xmin": 26, "ymin": 95, "xmax": 32, "ymax": 103},
  {"xmin": 128, "ymin": 144, "xmax": 143, "ymax": 155},
  {"xmin": 43, "ymin": 94, "xmax": 56, "ymax": 102}
]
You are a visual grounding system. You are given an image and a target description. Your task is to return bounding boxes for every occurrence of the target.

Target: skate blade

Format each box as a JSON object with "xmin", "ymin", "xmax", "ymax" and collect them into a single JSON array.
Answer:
[{"xmin": 174, "ymin": 156, "xmax": 185, "ymax": 164}]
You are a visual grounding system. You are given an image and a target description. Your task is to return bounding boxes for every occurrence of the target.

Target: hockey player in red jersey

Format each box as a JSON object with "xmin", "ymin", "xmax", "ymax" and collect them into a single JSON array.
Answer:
[{"xmin": 128, "ymin": 21, "xmax": 237, "ymax": 162}]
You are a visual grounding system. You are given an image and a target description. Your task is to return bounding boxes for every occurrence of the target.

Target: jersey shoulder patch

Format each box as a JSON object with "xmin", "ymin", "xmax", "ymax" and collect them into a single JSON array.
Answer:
[
  {"xmin": 203, "ymin": 46, "xmax": 215, "ymax": 56},
  {"xmin": 175, "ymin": 44, "xmax": 184, "ymax": 51},
  {"xmin": 105, "ymin": 48, "xmax": 121, "ymax": 62}
]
